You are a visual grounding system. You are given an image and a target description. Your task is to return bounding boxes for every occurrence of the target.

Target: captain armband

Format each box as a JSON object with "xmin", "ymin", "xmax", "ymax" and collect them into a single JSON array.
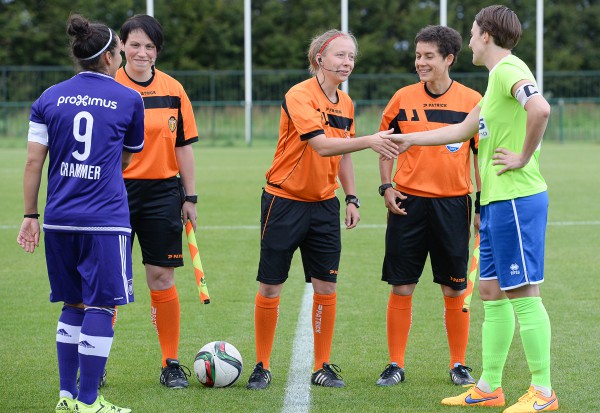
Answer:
[{"xmin": 514, "ymin": 83, "xmax": 540, "ymax": 108}]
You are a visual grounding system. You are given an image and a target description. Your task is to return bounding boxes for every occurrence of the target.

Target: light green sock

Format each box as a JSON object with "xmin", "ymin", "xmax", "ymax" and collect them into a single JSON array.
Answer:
[
  {"xmin": 480, "ymin": 299, "xmax": 515, "ymax": 391},
  {"xmin": 511, "ymin": 296, "xmax": 552, "ymax": 391}
]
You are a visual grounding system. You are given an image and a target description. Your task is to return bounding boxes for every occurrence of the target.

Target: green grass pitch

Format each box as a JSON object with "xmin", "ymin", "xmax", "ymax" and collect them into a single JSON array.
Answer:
[{"xmin": 0, "ymin": 142, "xmax": 598, "ymax": 412}]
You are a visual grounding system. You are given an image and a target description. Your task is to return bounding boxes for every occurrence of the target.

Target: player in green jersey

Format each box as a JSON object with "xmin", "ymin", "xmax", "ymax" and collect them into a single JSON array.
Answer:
[{"xmin": 387, "ymin": 5, "xmax": 558, "ymax": 412}]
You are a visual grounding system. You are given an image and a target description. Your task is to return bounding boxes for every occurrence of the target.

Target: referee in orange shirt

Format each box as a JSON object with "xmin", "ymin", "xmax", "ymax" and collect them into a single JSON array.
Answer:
[
  {"xmin": 246, "ymin": 29, "xmax": 399, "ymax": 390},
  {"xmin": 377, "ymin": 25, "xmax": 482, "ymax": 388}
]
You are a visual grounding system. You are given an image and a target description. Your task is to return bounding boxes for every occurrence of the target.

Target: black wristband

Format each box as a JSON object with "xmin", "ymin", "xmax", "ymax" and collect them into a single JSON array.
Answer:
[
  {"xmin": 379, "ymin": 183, "xmax": 393, "ymax": 196},
  {"xmin": 345, "ymin": 195, "xmax": 360, "ymax": 208},
  {"xmin": 24, "ymin": 213, "xmax": 40, "ymax": 219},
  {"xmin": 474, "ymin": 191, "xmax": 481, "ymax": 214}
]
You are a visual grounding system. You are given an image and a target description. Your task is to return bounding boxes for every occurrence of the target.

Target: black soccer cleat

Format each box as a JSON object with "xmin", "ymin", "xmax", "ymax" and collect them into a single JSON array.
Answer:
[
  {"xmin": 449, "ymin": 363, "xmax": 476, "ymax": 386},
  {"xmin": 311, "ymin": 362, "xmax": 345, "ymax": 388},
  {"xmin": 246, "ymin": 362, "xmax": 272, "ymax": 390},
  {"xmin": 98, "ymin": 368, "xmax": 107, "ymax": 388},
  {"xmin": 160, "ymin": 358, "xmax": 191, "ymax": 388},
  {"xmin": 376, "ymin": 363, "xmax": 405, "ymax": 386}
]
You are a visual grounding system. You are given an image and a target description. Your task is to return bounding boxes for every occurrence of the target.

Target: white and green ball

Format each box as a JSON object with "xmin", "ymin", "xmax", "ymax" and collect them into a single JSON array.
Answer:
[{"xmin": 194, "ymin": 341, "xmax": 243, "ymax": 388}]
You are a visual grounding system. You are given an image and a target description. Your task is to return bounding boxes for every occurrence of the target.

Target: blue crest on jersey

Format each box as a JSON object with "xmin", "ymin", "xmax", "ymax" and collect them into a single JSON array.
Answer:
[{"xmin": 445, "ymin": 143, "xmax": 462, "ymax": 153}]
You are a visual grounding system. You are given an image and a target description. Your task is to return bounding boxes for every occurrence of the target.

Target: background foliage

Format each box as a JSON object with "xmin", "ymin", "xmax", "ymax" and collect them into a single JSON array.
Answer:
[{"xmin": 1, "ymin": 0, "xmax": 599, "ymax": 73}]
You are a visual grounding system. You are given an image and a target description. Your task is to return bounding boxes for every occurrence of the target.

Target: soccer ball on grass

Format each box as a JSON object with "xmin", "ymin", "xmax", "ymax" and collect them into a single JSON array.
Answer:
[{"xmin": 193, "ymin": 341, "xmax": 243, "ymax": 387}]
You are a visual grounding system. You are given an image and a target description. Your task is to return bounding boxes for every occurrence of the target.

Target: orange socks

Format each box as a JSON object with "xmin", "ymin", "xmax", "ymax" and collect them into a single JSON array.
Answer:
[
  {"xmin": 313, "ymin": 292, "xmax": 337, "ymax": 371},
  {"xmin": 150, "ymin": 285, "xmax": 180, "ymax": 367},
  {"xmin": 386, "ymin": 292, "xmax": 470, "ymax": 369},
  {"xmin": 254, "ymin": 292, "xmax": 337, "ymax": 372},
  {"xmin": 444, "ymin": 294, "xmax": 470, "ymax": 368},
  {"xmin": 254, "ymin": 293, "xmax": 280, "ymax": 370},
  {"xmin": 386, "ymin": 293, "xmax": 412, "ymax": 367}
]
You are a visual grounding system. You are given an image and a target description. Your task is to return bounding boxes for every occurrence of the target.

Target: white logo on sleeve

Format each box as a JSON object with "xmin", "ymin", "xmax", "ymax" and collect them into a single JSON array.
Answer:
[{"xmin": 479, "ymin": 117, "xmax": 490, "ymax": 140}]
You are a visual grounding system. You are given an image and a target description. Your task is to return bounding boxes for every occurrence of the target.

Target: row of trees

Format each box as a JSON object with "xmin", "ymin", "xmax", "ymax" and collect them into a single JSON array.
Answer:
[{"xmin": 1, "ymin": 0, "xmax": 599, "ymax": 73}]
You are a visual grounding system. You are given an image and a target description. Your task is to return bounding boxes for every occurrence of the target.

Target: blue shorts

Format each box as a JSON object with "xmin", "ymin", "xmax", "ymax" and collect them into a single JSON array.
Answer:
[
  {"xmin": 45, "ymin": 232, "xmax": 134, "ymax": 306},
  {"xmin": 479, "ymin": 192, "xmax": 548, "ymax": 290}
]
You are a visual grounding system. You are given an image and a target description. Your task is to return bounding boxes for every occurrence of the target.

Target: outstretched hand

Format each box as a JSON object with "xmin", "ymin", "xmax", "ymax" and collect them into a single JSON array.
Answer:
[
  {"xmin": 17, "ymin": 218, "xmax": 40, "ymax": 253},
  {"xmin": 372, "ymin": 129, "xmax": 399, "ymax": 160},
  {"xmin": 492, "ymin": 147, "xmax": 527, "ymax": 175},
  {"xmin": 385, "ymin": 133, "xmax": 413, "ymax": 154}
]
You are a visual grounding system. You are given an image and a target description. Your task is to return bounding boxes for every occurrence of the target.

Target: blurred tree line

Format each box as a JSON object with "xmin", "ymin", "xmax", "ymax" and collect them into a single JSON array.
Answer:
[{"xmin": 1, "ymin": 0, "xmax": 598, "ymax": 73}]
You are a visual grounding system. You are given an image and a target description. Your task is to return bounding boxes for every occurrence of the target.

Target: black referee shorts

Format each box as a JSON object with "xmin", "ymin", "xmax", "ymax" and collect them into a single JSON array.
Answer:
[
  {"xmin": 382, "ymin": 193, "xmax": 472, "ymax": 290},
  {"xmin": 257, "ymin": 190, "xmax": 341, "ymax": 285},
  {"xmin": 125, "ymin": 177, "xmax": 184, "ymax": 268}
]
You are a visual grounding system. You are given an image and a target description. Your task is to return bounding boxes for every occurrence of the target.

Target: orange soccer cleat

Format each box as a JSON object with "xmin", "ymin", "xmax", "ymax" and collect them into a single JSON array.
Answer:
[
  {"xmin": 441, "ymin": 385, "xmax": 506, "ymax": 407},
  {"xmin": 503, "ymin": 386, "xmax": 558, "ymax": 412}
]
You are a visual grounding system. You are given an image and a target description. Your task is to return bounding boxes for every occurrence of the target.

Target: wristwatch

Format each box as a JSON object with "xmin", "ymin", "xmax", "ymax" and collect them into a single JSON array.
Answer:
[
  {"xmin": 345, "ymin": 195, "xmax": 360, "ymax": 208},
  {"xmin": 379, "ymin": 183, "xmax": 393, "ymax": 196},
  {"xmin": 184, "ymin": 195, "xmax": 198, "ymax": 204}
]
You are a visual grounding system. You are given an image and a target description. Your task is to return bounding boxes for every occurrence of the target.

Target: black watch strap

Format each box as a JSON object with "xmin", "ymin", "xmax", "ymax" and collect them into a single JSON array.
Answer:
[
  {"xmin": 184, "ymin": 195, "xmax": 198, "ymax": 204},
  {"xmin": 379, "ymin": 183, "xmax": 393, "ymax": 196},
  {"xmin": 345, "ymin": 195, "xmax": 360, "ymax": 208}
]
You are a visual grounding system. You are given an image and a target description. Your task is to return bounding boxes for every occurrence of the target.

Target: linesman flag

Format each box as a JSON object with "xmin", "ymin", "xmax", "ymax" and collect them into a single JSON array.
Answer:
[{"xmin": 185, "ymin": 221, "xmax": 211, "ymax": 304}]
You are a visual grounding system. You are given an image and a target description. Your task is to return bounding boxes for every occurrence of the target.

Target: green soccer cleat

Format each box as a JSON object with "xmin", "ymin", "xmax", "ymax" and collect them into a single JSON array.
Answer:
[
  {"xmin": 74, "ymin": 395, "xmax": 131, "ymax": 413},
  {"xmin": 55, "ymin": 397, "xmax": 75, "ymax": 412}
]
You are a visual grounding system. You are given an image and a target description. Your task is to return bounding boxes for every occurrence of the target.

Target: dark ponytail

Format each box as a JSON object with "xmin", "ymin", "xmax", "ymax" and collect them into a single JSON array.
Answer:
[{"xmin": 67, "ymin": 14, "xmax": 116, "ymax": 71}]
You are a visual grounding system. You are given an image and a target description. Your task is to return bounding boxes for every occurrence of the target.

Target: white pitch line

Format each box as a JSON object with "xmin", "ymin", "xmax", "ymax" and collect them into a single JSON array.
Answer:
[
  {"xmin": 197, "ymin": 220, "xmax": 600, "ymax": 229},
  {"xmin": 282, "ymin": 283, "xmax": 314, "ymax": 413},
  {"xmin": 1, "ymin": 220, "xmax": 599, "ymax": 232},
  {"xmin": 546, "ymin": 221, "xmax": 600, "ymax": 226}
]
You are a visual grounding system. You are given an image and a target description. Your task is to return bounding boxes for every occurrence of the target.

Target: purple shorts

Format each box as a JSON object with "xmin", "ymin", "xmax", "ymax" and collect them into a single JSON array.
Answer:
[{"xmin": 44, "ymin": 232, "xmax": 134, "ymax": 306}]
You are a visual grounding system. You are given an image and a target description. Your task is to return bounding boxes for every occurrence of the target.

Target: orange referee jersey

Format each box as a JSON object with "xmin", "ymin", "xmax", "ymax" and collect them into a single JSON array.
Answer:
[
  {"xmin": 265, "ymin": 77, "xmax": 355, "ymax": 202},
  {"xmin": 116, "ymin": 67, "xmax": 198, "ymax": 180},
  {"xmin": 380, "ymin": 81, "xmax": 481, "ymax": 197}
]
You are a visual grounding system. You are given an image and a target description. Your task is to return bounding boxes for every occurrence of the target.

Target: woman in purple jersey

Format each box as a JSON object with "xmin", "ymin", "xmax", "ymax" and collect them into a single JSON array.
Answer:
[{"xmin": 17, "ymin": 14, "xmax": 143, "ymax": 413}]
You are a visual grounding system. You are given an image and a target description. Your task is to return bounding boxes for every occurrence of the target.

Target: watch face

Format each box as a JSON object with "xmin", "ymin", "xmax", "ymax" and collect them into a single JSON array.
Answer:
[{"xmin": 347, "ymin": 199, "xmax": 360, "ymax": 208}]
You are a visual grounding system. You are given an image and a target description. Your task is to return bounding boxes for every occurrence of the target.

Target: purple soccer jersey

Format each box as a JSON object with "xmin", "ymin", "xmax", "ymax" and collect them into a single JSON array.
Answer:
[{"xmin": 29, "ymin": 71, "xmax": 144, "ymax": 235}]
